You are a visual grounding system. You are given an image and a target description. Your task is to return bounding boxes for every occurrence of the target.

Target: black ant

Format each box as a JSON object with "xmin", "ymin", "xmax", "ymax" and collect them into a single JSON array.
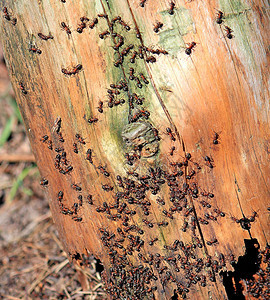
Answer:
[
  {"xmin": 97, "ymin": 165, "xmax": 110, "ymax": 177},
  {"xmin": 169, "ymin": 146, "xmax": 176, "ymax": 156},
  {"xmin": 86, "ymin": 149, "xmax": 93, "ymax": 163},
  {"xmin": 38, "ymin": 33, "xmax": 53, "ymax": 40},
  {"xmin": 215, "ymin": 10, "xmax": 224, "ymax": 24},
  {"xmin": 60, "ymin": 22, "xmax": 71, "ymax": 35},
  {"xmin": 75, "ymin": 133, "xmax": 85, "ymax": 144},
  {"xmin": 185, "ymin": 42, "xmax": 196, "ymax": 55},
  {"xmin": 87, "ymin": 194, "xmax": 93, "ymax": 205},
  {"xmin": 89, "ymin": 18, "xmax": 98, "ymax": 29},
  {"xmin": 166, "ymin": 127, "xmax": 176, "ymax": 141},
  {"xmin": 40, "ymin": 178, "xmax": 48, "ymax": 186},
  {"xmin": 206, "ymin": 238, "xmax": 218, "ymax": 246},
  {"xmin": 140, "ymin": 0, "xmax": 148, "ymax": 7},
  {"xmin": 99, "ymin": 30, "xmax": 110, "ymax": 39},
  {"xmin": 29, "ymin": 45, "xmax": 42, "ymax": 54},
  {"xmin": 224, "ymin": 26, "xmax": 234, "ymax": 39},
  {"xmin": 72, "ymin": 216, "xmax": 83, "ymax": 222},
  {"xmin": 148, "ymin": 238, "xmax": 158, "ymax": 246},
  {"xmin": 153, "ymin": 21, "xmax": 163, "ymax": 33},
  {"xmin": 213, "ymin": 131, "xmax": 221, "ymax": 144},
  {"xmin": 71, "ymin": 183, "xmax": 82, "ymax": 191},
  {"xmin": 87, "ymin": 117, "xmax": 98, "ymax": 124},
  {"xmin": 97, "ymin": 101, "xmax": 103, "ymax": 113},
  {"xmin": 2, "ymin": 7, "xmax": 10, "ymax": 21},
  {"xmin": 62, "ymin": 64, "xmax": 82, "ymax": 76},
  {"xmin": 168, "ymin": 2, "xmax": 176, "ymax": 15},
  {"xmin": 73, "ymin": 143, "xmax": 78, "ymax": 153},
  {"xmin": 19, "ymin": 82, "xmax": 27, "ymax": 94},
  {"xmin": 204, "ymin": 155, "xmax": 214, "ymax": 168}
]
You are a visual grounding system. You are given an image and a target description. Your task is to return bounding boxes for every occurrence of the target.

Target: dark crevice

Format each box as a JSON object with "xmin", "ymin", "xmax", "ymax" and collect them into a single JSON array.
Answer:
[
  {"xmin": 220, "ymin": 238, "xmax": 260, "ymax": 300},
  {"xmin": 171, "ymin": 289, "xmax": 179, "ymax": 300},
  {"xmin": 95, "ymin": 258, "xmax": 104, "ymax": 273}
]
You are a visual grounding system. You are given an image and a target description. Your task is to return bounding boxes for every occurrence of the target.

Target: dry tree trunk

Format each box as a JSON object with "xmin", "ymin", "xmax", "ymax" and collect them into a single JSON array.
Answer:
[{"xmin": 0, "ymin": 0, "xmax": 269, "ymax": 299}]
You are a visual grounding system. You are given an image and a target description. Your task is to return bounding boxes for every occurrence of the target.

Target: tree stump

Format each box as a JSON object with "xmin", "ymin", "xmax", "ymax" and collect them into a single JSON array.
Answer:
[{"xmin": 0, "ymin": 0, "xmax": 269, "ymax": 299}]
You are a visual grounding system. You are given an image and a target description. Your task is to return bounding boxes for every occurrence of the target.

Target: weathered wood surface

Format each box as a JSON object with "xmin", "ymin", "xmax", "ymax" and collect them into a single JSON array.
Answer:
[{"xmin": 0, "ymin": 0, "xmax": 269, "ymax": 299}]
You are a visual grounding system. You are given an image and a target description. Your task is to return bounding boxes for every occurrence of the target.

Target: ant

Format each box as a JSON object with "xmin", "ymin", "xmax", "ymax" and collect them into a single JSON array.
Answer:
[
  {"xmin": 73, "ymin": 143, "xmax": 78, "ymax": 153},
  {"xmin": 201, "ymin": 190, "xmax": 214, "ymax": 198},
  {"xmin": 87, "ymin": 194, "xmax": 93, "ymax": 205},
  {"xmin": 204, "ymin": 155, "xmax": 214, "ymax": 168},
  {"xmin": 140, "ymin": 0, "xmax": 148, "ymax": 7},
  {"xmin": 97, "ymin": 101, "xmax": 103, "ymax": 113},
  {"xmin": 58, "ymin": 132, "xmax": 64, "ymax": 142},
  {"xmin": 19, "ymin": 82, "xmax": 27, "ymax": 94},
  {"xmin": 99, "ymin": 30, "xmax": 110, "ymax": 39},
  {"xmin": 134, "ymin": 77, "xmax": 142, "ymax": 88},
  {"xmin": 119, "ymin": 19, "xmax": 130, "ymax": 31},
  {"xmin": 40, "ymin": 178, "xmax": 48, "ymax": 186},
  {"xmin": 153, "ymin": 128, "xmax": 161, "ymax": 141},
  {"xmin": 87, "ymin": 117, "xmax": 98, "ymax": 124},
  {"xmin": 157, "ymin": 221, "xmax": 168, "ymax": 227},
  {"xmin": 213, "ymin": 131, "xmax": 221, "ymax": 144},
  {"xmin": 62, "ymin": 64, "xmax": 82, "ymax": 76},
  {"xmin": 168, "ymin": 2, "xmax": 176, "ymax": 15},
  {"xmin": 149, "ymin": 237, "xmax": 158, "ymax": 246},
  {"xmin": 71, "ymin": 183, "xmax": 82, "ymax": 191},
  {"xmin": 230, "ymin": 215, "xmax": 240, "ymax": 223},
  {"xmin": 224, "ymin": 26, "xmax": 234, "ymax": 39},
  {"xmin": 97, "ymin": 165, "xmax": 110, "ymax": 177},
  {"xmin": 215, "ymin": 10, "xmax": 224, "ymax": 24},
  {"xmin": 77, "ymin": 21, "xmax": 87, "ymax": 33},
  {"xmin": 80, "ymin": 16, "xmax": 89, "ymax": 23},
  {"xmin": 102, "ymin": 184, "xmax": 113, "ymax": 192},
  {"xmin": 38, "ymin": 33, "xmax": 53, "ymax": 40},
  {"xmin": 2, "ymin": 7, "xmax": 10, "ymax": 21},
  {"xmin": 89, "ymin": 18, "xmax": 98, "ymax": 29},
  {"xmin": 156, "ymin": 197, "xmax": 165, "ymax": 205},
  {"xmin": 58, "ymin": 191, "xmax": 64, "ymax": 202},
  {"xmin": 111, "ymin": 16, "xmax": 121, "ymax": 24},
  {"xmin": 47, "ymin": 140, "xmax": 53, "ymax": 150},
  {"xmin": 163, "ymin": 209, "xmax": 174, "ymax": 219},
  {"xmin": 61, "ymin": 165, "xmax": 73, "ymax": 174},
  {"xmin": 185, "ymin": 42, "xmax": 196, "ymax": 55},
  {"xmin": 129, "ymin": 67, "xmax": 135, "ymax": 80},
  {"xmin": 75, "ymin": 133, "xmax": 85, "ymax": 144},
  {"xmin": 142, "ymin": 219, "xmax": 154, "ymax": 228},
  {"xmin": 166, "ymin": 127, "xmax": 176, "ymax": 141},
  {"xmin": 29, "ymin": 45, "xmax": 42, "ymax": 54},
  {"xmin": 146, "ymin": 55, "xmax": 157, "ymax": 63},
  {"xmin": 60, "ymin": 22, "xmax": 71, "ymax": 35},
  {"xmin": 97, "ymin": 14, "xmax": 108, "ymax": 19},
  {"xmin": 153, "ymin": 21, "xmax": 163, "ymax": 33},
  {"xmin": 213, "ymin": 208, "xmax": 225, "ymax": 217},
  {"xmin": 169, "ymin": 146, "xmax": 176, "ymax": 156},
  {"xmin": 72, "ymin": 216, "xmax": 83, "ymax": 222},
  {"xmin": 206, "ymin": 238, "xmax": 218, "ymax": 246},
  {"xmin": 86, "ymin": 149, "xmax": 93, "ymax": 163},
  {"xmin": 130, "ymin": 51, "xmax": 138, "ymax": 63},
  {"xmin": 139, "ymin": 73, "xmax": 149, "ymax": 84}
]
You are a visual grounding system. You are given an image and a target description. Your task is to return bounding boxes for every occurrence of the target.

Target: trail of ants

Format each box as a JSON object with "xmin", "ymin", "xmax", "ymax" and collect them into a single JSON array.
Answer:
[
  {"xmin": 125, "ymin": 0, "xmax": 185, "ymax": 152},
  {"xmin": 99, "ymin": 0, "xmax": 135, "ymax": 121}
]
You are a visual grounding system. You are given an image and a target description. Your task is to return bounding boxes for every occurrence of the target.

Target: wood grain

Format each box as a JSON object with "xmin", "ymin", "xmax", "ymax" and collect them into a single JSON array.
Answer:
[{"xmin": 0, "ymin": 0, "xmax": 269, "ymax": 299}]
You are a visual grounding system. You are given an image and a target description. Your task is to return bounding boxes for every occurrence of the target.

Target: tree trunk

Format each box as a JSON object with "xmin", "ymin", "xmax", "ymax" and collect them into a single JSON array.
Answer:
[{"xmin": 0, "ymin": 0, "xmax": 269, "ymax": 299}]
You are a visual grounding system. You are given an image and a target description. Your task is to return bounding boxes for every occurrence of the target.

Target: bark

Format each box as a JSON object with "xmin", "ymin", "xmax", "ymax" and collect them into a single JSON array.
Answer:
[{"xmin": 0, "ymin": 0, "xmax": 269, "ymax": 299}]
